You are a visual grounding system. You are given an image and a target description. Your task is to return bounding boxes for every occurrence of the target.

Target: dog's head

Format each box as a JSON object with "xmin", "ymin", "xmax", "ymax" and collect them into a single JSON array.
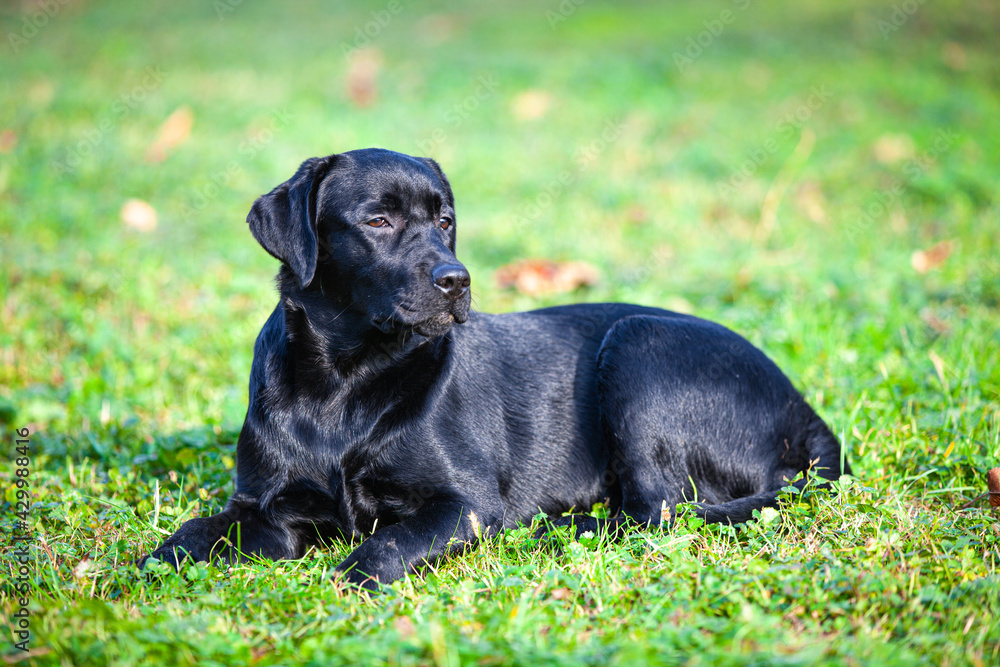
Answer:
[{"xmin": 247, "ymin": 148, "xmax": 471, "ymax": 338}]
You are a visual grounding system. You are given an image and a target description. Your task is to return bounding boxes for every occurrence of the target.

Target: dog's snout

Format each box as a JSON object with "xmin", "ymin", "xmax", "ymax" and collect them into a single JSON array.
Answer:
[{"xmin": 432, "ymin": 264, "xmax": 471, "ymax": 299}]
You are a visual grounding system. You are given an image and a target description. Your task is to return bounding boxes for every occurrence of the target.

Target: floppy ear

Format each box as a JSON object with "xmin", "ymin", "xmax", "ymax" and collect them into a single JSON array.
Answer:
[
  {"xmin": 246, "ymin": 156, "xmax": 334, "ymax": 289},
  {"xmin": 418, "ymin": 157, "xmax": 454, "ymax": 207}
]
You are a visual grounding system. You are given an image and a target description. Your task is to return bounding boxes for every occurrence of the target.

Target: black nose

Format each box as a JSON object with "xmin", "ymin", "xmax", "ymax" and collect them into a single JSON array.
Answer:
[{"xmin": 432, "ymin": 264, "xmax": 471, "ymax": 299}]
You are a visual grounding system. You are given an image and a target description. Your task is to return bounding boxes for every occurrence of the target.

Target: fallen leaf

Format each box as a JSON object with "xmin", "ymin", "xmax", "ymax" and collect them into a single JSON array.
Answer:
[
  {"xmin": 346, "ymin": 48, "xmax": 382, "ymax": 108},
  {"xmin": 988, "ymin": 468, "xmax": 1000, "ymax": 508},
  {"xmin": 911, "ymin": 240, "xmax": 953, "ymax": 273},
  {"xmin": 121, "ymin": 198, "xmax": 158, "ymax": 232},
  {"xmin": 495, "ymin": 259, "xmax": 599, "ymax": 296},
  {"xmin": 873, "ymin": 134, "xmax": 915, "ymax": 165},
  {"xmin": 511, "ymin": 90, "xmax": 552, "ymax": 122},
  {"xmin": 145, "ymin": 106, "xmax": 194, "ymax": 163},
  {"xmin": 0, "ymin": 129, "xmax": 17, "ymax": 154},
  {"xmin": 550, "ymin": 587, "xmax": 572, "ymax": 600}
]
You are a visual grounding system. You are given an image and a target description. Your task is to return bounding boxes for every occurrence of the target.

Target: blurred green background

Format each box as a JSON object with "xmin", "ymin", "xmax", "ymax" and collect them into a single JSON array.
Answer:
[{"xmin": 1, "ymin": 0, "xmax": 999, "ymax": 664}]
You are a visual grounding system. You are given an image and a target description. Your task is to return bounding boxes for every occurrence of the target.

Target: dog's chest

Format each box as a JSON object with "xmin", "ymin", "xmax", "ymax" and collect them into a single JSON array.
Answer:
[{"xmin": 336, "ymin": 450, "xmax": 429, "ymax": 536}]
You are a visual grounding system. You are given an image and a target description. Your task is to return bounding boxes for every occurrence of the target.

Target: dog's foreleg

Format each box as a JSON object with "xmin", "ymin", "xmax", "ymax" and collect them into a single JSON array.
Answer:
[
  {"xmin": 336, "ymin": 502, "xmax": 490, "ymax": 589},
  {"xmin": 141, "ymin": 497, "xmax": 305, "ymax": 570}
]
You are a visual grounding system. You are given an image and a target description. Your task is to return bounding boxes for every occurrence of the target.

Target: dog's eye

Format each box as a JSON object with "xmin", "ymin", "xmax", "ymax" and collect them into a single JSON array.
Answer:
[
  {"xmin": 439, "ymin": 217, "xmax": 453, "ymax": 230},
  {"xmin": 366, "ymin": 218, "xmax": 390, "ymax": 228}
]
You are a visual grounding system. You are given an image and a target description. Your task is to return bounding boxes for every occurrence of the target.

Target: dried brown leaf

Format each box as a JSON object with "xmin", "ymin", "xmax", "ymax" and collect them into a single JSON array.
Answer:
[
  {"xmin": 988, "ymin": 468, "xmax": 1000, "ymax": 509},
  {"xmin": 146, "ymin": 106, "xmax": 194, "ymax": 163},
  {"xmin": 550, "ymin": 587, "xmax": 572, "ymax": 601},
  {"xmin": 911, "ymin": 240, "xmax": 953, "ymax": 273},
  {"xmin": 495, "ymin": 259, "xmax": 599, "ymax": 296},
  {"xmin": 660, "ymin": 500, "xmax": 671, "ymax": 525},
  {"xmin": 0, "ymin": 129, "xmax": 18, "ymax": 154},
  {"xmin": 346, "ymin": 49, "xmax": 382, "ymax": 108}
]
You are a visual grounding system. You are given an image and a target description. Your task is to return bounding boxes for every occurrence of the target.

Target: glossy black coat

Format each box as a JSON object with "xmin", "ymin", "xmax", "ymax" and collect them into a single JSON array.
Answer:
[{"xmin": 145, "ymin": 149, "xmax": 848, "ymax": 588}]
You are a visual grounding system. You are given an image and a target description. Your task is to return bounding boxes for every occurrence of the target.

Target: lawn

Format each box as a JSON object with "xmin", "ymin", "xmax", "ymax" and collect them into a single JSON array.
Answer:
[{"xmin": 1, "ymin": 0, "xmax": 999, "ymax": 664}]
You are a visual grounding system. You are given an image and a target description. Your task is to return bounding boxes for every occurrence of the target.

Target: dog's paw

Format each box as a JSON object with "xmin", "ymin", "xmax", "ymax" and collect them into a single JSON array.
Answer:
[
  {"xmin": 335, "ymin": 539, "xmax": 409, "ymax": 592},
  {"xmin": 138, "ymin": 543, "xmax": 202, "ymax": 580},
  {"xmin": 334, "ymin": 565, "xmax": 385, "ymax": 594}
]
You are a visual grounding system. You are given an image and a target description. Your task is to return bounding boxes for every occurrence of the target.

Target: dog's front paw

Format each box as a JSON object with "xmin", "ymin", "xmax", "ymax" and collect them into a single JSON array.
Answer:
[
  {"xmin": 336, "ymin": 542, "xmax": 408, "ymax": 592},
  {"xmin": 335, "ymin": 565, "xmax": 384, "ymax": 593},
  {"xmin": 137, "ymin": 542, "xmax": 204, "ymax": 577}
]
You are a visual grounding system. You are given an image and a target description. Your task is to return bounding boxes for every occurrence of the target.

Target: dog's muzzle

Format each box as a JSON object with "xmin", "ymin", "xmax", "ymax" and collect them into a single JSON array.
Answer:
[{"xmin": 431, "ymin": 264, "xmax": 471, "ymax": 301}]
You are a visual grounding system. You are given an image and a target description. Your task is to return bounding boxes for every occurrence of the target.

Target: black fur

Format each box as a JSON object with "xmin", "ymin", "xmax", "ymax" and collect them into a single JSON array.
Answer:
[{"xmin": 143, "ymin": 148, "xmax": 849, "ymax": 588}]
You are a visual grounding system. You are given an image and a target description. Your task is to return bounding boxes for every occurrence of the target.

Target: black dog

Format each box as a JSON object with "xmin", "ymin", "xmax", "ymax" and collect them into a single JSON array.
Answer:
[{"xmin": 145, "ymin": 148, "xmax": 848, "ymax": 587}]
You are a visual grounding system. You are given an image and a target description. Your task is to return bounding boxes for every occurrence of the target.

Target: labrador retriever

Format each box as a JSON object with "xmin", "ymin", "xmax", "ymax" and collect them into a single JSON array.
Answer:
[{"xmin": 145, "ymin": 148, "xmax": 848, "ymax": 588}]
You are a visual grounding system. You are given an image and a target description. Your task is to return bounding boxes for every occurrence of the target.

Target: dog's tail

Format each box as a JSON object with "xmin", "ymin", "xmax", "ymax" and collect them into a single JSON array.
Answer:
[{"xmin": 692, "ymin": 413, "xmax": 849, "ymax": 525}]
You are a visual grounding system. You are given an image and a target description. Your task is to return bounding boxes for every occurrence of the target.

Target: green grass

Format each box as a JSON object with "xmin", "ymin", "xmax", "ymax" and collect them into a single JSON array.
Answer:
[{"xmin": 2, "ymin": 0, "xmax": 999, "ymax": 664}]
